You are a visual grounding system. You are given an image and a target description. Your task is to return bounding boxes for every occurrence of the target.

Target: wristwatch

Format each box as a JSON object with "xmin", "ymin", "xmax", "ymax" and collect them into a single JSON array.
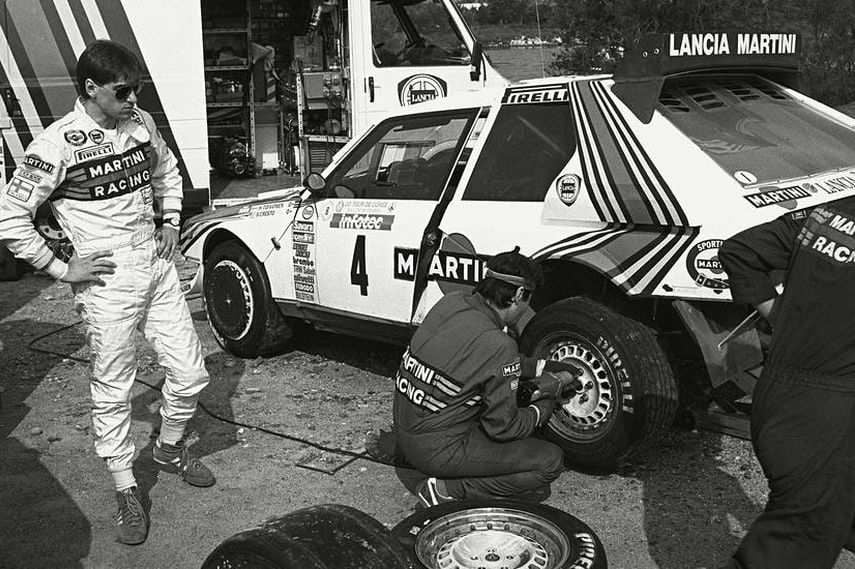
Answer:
[{"xmin": 163, "ymin": 215, "xmax": 180, "ymax": 230}]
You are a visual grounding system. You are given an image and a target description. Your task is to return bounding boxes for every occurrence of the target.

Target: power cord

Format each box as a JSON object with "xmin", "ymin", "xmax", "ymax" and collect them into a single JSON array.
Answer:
[{"xmin": 26, "ymin": 321, "xmax": 395, "ymax": 475}]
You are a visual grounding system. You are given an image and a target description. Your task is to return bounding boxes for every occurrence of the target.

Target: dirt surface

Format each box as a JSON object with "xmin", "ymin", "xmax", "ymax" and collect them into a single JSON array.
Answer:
[{"xmin": 3, "ymin": 267, "xmax": 855, "ymax": 569}]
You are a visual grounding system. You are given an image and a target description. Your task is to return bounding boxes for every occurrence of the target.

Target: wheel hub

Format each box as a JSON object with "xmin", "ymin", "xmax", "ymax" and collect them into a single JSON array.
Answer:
[
  {"xmin": 441, "ymin": 530, "xmax": 545, "ymax": 569},
  {"xmin": 207, "ymin": 260, "xmax": 254, "ymax": 340},
  {"xmin": 548, "ymin": 342, "xmax": 615, "ymax": 432},
  {"xmin": 414, "ymin": 508, "xmax": 570, "ymax": 569}
]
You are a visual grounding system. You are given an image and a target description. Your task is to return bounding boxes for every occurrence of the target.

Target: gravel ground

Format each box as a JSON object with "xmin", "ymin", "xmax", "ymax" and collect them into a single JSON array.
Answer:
[{"xmin": 2, "ymin": 269, "xmax": 855, "ymax": 569}]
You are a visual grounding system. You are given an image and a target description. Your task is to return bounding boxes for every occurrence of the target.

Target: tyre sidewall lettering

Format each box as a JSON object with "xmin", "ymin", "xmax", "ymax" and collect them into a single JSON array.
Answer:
[{"xmin": 595, "ymin": 334, "xmax": 634, "ymax": 414}]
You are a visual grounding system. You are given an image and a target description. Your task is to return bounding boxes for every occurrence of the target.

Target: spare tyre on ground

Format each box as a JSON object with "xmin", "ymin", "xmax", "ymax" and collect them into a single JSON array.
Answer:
[
  {"xmin": 200, "ymin": 503, "xmax": 416, "ymax": 569},
  {"xmin": 392, "ymin": 500, "xmax": 607, "ymax": 569}
]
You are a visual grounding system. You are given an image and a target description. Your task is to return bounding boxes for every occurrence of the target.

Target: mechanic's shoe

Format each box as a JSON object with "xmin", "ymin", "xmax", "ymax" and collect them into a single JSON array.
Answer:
[
  {"xmin": 153, "ymin": 440, "xmax": 216, "ymax": 487},
  {"xmin": 416, "ymin": 477, "xmax": 456, "ymax": 508},
  {"xmin": 114, "ymin": 486, "xmax": 148, "ymax": 545}
]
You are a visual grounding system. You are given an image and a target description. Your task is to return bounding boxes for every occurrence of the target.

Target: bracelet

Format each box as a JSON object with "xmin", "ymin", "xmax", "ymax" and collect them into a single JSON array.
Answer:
[{"xmin": 528, "ymin": 404, "xmax": 541, "ymax": 427}]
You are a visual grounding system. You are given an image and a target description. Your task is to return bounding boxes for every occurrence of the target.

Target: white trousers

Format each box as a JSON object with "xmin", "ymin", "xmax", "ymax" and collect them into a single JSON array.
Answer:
[{"xmin": 74, "ymin": 239, "xmax": 209, "ymax": 472}]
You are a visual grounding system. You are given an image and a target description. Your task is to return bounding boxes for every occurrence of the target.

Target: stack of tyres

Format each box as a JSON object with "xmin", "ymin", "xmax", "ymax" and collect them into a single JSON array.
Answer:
[{"xmin": 201, "ymin": 502, "xmax": 607, "ymax": 569}]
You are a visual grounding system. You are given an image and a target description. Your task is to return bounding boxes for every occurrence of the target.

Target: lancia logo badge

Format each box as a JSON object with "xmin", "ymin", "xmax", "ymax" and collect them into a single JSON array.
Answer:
[
  {"xmin": 556, "ymin": 174, "xmax": 582, "ymax": 205},
  {"xmin": 398, "ymin": 74, "xmax": 447, "ymax": 106}
]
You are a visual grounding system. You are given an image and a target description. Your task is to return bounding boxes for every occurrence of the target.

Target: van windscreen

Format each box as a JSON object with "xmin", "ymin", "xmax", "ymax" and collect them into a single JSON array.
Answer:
[{"xmin": 659, "ymin": 74, "xmax": 855, "ymax": 185}]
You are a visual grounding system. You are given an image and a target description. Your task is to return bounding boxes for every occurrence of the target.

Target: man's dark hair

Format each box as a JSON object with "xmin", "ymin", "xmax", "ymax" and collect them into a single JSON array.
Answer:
[
  {"xmin": 475, "ymin": 247, "xmax": 543, "ymax": 308},
  {"xmin": 76, "ymin": 40, "xmax": 143, "ymax": 98}
]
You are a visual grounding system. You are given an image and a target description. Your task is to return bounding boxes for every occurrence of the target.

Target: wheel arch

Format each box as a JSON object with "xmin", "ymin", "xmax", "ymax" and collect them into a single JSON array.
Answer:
[
  {"xmin": 533, "ymin": 258, "xmax": 711, "ymax": 405},
  {"xmin": 532, "ymin": 257, "xmax": 763, "ymax": 413}
]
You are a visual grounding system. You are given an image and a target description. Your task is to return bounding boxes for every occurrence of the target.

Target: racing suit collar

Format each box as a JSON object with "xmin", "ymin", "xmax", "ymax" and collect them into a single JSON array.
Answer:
[
  {"xmin": 73, "ymin": 97, "xmax": 150, "ymax": 143},
  {"xmin": 468, "ymin": 292, "xmax": 506, "ymax": 330}
]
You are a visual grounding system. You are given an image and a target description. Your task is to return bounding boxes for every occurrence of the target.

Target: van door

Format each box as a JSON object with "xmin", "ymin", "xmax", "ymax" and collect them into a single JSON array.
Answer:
[
  {"xmin": 350, "ymin": 0, "xmax": 498, "ymax": 135},
  {"xmin": 310, "ymin": 107, "xmax": 478, "ymax": 324}
]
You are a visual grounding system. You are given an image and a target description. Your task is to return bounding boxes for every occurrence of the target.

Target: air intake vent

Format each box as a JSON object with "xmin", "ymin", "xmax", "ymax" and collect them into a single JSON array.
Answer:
[
  {"xmin": 686, "ymin": 86, "xmax": 725, "ymax": 110},
  {"xmin": 659, "ymin": 89, "xmax": 690, "ymax": 112}
]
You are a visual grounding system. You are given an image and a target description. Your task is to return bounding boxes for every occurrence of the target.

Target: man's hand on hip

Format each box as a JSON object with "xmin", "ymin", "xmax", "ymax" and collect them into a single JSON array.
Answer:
[
  {"xmin": 61, "ymin": 250, "xmax": 116, "ymax": 285},
  {"xmin": 156, "ymin": 226, "xmax": 179, "ymax": 259}
]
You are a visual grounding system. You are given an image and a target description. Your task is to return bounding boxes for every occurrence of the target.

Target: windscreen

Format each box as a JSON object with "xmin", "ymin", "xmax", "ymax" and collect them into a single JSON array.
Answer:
[
  {"xmin": 659, "ymin": 74, "xmax": 855, "ymax": 185},
  {"xmin": 371, "ymin": 0, "xmax": 470, "ymax": 66}
]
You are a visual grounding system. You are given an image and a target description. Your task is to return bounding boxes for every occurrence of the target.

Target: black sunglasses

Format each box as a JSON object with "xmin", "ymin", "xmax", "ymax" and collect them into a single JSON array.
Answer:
[{"xmin": 94, "ymin": 81, "xmax": 143, "ymax": 101}]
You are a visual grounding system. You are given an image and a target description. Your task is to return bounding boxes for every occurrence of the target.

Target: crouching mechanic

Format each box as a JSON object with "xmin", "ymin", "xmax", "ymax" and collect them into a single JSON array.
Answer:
[
  {"xmin": 393, "ymin": 248, "xmax": 582, "ymax": 506},
  {"xmin": 0, "ymin": 40, "xmax": 214, "ymax": 545}
]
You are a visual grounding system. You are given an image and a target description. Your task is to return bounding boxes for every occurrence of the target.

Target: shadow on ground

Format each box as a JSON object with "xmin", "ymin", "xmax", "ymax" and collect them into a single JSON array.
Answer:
[
  {"xmin": 624, "ymin": 430, "xmax": 759, "ymax": 569},
  {"xmin": 0, "ymin": 274, "xmax": 91, "ymax": 569}
]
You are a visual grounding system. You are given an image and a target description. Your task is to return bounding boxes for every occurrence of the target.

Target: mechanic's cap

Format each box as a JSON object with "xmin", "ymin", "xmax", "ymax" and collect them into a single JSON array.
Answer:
[{"xmin": 485, "ymin": 246, "xmax": 541, "ymax": 290}]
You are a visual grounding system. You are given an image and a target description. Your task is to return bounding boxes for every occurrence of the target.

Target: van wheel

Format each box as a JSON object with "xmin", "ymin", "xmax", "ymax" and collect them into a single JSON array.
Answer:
[
  {"xmin": 203, "ymin": 240, "xmax": 292, "ymax": 357},
  {"xmin": 392, "ymin": 500, "xmax": 607, "ymax": 569},
  {"xmin": 201, "ymin": 504, "xmax": 416, "ymax": 569},
  {"xmin": 520, "ymin": 297, "xmax": 678, "ymax": 470}
]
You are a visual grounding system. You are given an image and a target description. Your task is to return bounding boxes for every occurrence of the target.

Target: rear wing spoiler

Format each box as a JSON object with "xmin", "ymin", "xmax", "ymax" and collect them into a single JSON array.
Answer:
[{"xmin": 613, "ymin": 32, "xmax": 801, "ymax": 123}]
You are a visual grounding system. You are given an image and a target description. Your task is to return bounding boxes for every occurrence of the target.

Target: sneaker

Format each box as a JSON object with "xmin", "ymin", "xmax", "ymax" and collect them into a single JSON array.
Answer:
[
  {"xmin": 416, "ymin": 477, "xmax": 456, "ymax": 508},
  {"xmin": 152, "ymin": 440, "xmax": 216, "ymax": 487},
  {"xmin": 114, "ymin": 487, "xmax": 148, "ymax": 545}
]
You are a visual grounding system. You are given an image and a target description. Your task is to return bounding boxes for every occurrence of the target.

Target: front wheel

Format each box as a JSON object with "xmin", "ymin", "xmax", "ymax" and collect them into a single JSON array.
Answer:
[
  {"xmin": 392, "ymin": 500, "xmax": 607, "ymax": 569},
  {"xmin": 520, "ymin": 297, "xmax": 678, "ymax": 470},
  {"xmin": 203, "ymin": 240, "xmax": 292, "ymax": 357}
]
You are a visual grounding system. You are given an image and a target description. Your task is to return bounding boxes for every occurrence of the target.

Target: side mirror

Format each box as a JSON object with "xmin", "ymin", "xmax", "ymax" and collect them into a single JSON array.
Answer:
[
  {"xmin": 470, "ymin": 40, "xmax": 483, "ymax": 81},
  {"xmin": 304, "ymin": 172, "xmax": 326, "ymax": 196}
]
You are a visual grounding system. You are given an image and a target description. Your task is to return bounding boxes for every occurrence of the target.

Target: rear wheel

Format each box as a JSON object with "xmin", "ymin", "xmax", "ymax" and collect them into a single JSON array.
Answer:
[
  {"xmin": 203, "ymin": 240, "xmax": 292, "ymax": 357},
  {"xmin": 520, "ymin": 297, "xmax": 678, "ymax": 470},
  {"xmin": 392, "ymin": 500, "xmax": 607, "ymax": 569},
  {"xmin": 201, "ymin": 504, "xmax": 415, "ymax": 569}
]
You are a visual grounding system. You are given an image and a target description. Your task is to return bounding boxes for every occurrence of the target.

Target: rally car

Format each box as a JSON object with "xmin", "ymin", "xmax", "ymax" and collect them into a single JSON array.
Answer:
[{"xmin": 180, "ymin": 32, "xmax": 855, "ymax": 469}]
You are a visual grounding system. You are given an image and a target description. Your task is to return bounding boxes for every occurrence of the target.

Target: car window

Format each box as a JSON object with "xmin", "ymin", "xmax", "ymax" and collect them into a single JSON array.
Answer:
[
  {"xmin": 326, "ymin": 109, "xmax": 476, "ymax": 200},
  {"xmin": 660, "ymin": 74, "xmax": 855, "ymax": 185},
  {"xmin": 371, "ymin": 0, "xmax": 470, "ymax": 67},
  {"xmin": 463, "ymin": 102, "xmax": 576, "ymax": 201}
]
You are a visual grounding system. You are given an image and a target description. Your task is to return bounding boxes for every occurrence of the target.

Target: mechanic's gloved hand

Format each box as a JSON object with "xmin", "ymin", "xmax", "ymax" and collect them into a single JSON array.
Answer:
[
  {"xmin": 543, "ymin": 359, "xmax": 584, "ymax": 377},
  {"xmin": 529, "ymin": 397, "xmax": 556, "ymax": 427}
]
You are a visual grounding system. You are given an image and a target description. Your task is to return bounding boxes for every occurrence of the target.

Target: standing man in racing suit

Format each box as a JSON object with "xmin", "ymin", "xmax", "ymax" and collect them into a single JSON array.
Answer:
[
  {"xmin": 393, "ymin": 248, "xmax": 581, "ymax": 506},
  {"xmin": 0, "ymin": 40, "xmax": 214, "ymax": 546},
  {"xmin": 719, "ymin": 197, "xmax": 855, "ymax": 569}
]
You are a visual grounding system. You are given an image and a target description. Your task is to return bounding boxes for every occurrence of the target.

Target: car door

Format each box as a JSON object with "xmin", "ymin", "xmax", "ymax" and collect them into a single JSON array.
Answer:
[{"xmin": 311, "ymin": 107, "xmax": 478, "ymax": 324}]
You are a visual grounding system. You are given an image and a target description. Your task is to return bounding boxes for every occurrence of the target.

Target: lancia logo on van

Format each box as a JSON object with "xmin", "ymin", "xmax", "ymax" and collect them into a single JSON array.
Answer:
[
  {"xmin": 398, "ymin": 74, "xmax": 447, "ymax": 106},
  {"xmin": 556, "ymin": 174, "xmax": 581, "ymax": 205}
]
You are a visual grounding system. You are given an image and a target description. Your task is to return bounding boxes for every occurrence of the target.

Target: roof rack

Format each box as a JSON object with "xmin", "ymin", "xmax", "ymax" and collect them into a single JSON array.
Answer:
[{"xmin": 613, "ymin": 32, "xmax": 801, "ymax": 123}]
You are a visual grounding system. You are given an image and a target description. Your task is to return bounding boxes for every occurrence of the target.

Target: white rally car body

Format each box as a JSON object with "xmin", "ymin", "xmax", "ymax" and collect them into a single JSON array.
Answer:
[{"xmin": 181, "ymin": 32, "xmax": 855, "ymax": 467}]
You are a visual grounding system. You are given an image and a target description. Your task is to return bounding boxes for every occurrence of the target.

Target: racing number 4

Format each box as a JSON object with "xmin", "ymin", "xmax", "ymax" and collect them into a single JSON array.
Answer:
[{"xmin": 351, "ymin": 235, "xmax": 369, "ymax": 296}]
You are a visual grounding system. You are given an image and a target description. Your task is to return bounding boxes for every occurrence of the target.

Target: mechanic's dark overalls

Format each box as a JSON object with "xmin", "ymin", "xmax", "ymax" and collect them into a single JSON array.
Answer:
[
  {"xmin": 719, "ymin": 196, "xmax": 855, "ymax": 569},
  {"xmin": 393, "ymin": 291, "xmax": 563, "ymax": 501}
]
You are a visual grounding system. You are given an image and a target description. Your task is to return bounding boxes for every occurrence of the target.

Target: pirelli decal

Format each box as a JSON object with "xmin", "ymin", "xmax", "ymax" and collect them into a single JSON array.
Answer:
[
  {"xmin": 74, "ymin": 143, "xmax": 115, "ymax": 163},
  {"xmin": 394, "ymin": 247, "xmax": 490, "ymax": 284},
  {"xmin": 502, "ymin": 83, "xmax": 570, "ymax": 105}
]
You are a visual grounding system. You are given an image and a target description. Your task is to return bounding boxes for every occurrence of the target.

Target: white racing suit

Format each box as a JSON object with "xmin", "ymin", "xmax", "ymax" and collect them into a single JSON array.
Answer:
[{"xmin": 0, "ymin": 99, "xmax": 209, "ymax": 473}]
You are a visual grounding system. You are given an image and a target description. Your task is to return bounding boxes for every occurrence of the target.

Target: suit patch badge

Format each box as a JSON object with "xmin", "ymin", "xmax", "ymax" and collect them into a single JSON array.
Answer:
[
  {"xmin": 510, "ymin": 378, "xmax": 519, "ymax": 391},
  {"xmin": 22, "ymin": 154, "xmax": 55, "ymax": 174},
  {"xmin": 74, "ymin": 143, "xmax": 115, "ymax": 163},
  {"xmin": 64, "ymin": 129, "xmax": 87, "ymax": 146},
  {"xmin": 15, "ymin": 169, "xmax": 43, "ymax": 183},
  {"xmin": 502, "ymin": 359, "xmax": 521, "ymax": 377},
  {"xmin": 89, "ymin": 129, "xmax": 104, "ymax": 144},
  {"xmin": 7, "ymin": 177, "xmax": 34, "ymax": 202}
]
